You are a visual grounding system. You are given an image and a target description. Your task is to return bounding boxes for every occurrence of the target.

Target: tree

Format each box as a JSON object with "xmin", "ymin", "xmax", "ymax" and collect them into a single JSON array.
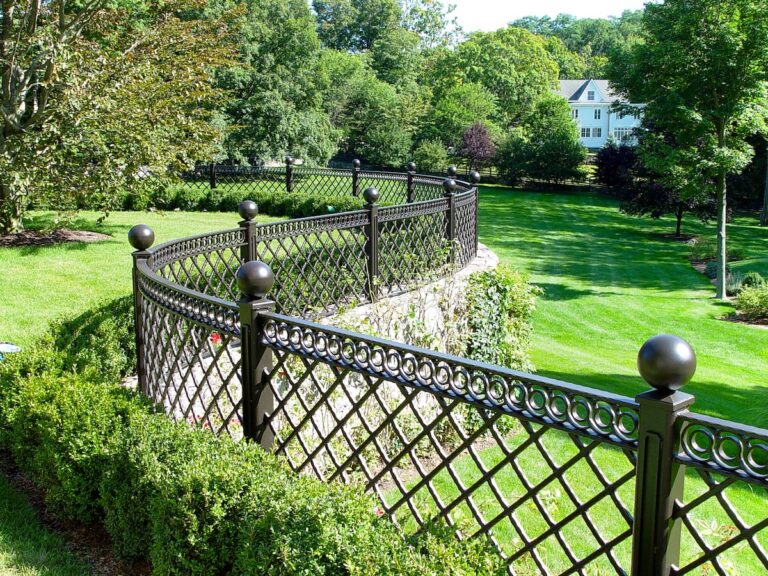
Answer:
[
  {"xmin": 458, "ymin": 123, "xmax": 495, "ymax": 171},
  {"xmin": 609, "ymin": 0, "xmax": 768, "ymax": 298},
  {"xmin": 371, "ymin": 28, "xmax": 421, "ymax": 85},
  {"xmin": 400, "ymin": 0, "xmax": 462, "ymax": 49},
  {"xmin": 595, "ymin": 142, "xmax": 637, "ymax": 191},
  {"xmin": 0, "ymin": 0, "xmax": 232, "ymax": 233},
  {"xmin": 215, "ymin": 0, "xmax": 336, "ymax": 164},
  {"xmin": 449, "ymin": 27, "xmax": 558, "ymax": 127},
  {"xmin": 413, "ymin": 139, "xmax": 449, "ymax": 173},
  {"xmin": 313, "ymin": 0, "xmax": 401, "ymax": 51},
  {"xmin": 423, "ymin": 82, "xmax": 497, "ymax": 147},
  {"xmin": 621, "ymin": 179, "xmax": 714, "ymax": 238},
  {"xmin": 497, "ymin": 95, "xmax": 586, "ymax": 184}
]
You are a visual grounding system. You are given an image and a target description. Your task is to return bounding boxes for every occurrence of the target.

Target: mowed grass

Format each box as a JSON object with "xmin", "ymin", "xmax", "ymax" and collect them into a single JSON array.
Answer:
[
  {"xmin": 0, "ymin": 474, "xmax": 91, "ymax": 576},
  {"xmin": 0, "ymin": 210, "xmax": 281, "ymax": 348},
  {"xmin": 477, "ymin": 187, "xmax": 768, "ymax": 428}
]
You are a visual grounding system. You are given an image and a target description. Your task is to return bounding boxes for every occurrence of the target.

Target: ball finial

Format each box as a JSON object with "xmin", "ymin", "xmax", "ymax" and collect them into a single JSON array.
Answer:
[
  {"xmin": 470, "ymin": 171, "xmax": 481, "ymax": 185},
  {"xmin": 352, "ymin": 159, "xmax": 361, "ymax": 169},
  {"xmin": 128, "ymin": 224, "xmax": 155, "ymax": 251},
  {"xmin": 443, "ymin": 178, "xmax": 457, "ymax": 194},
  {"xmin": 407, "ymin": 161, "xmax": 416, "ymax": 172},
  {"xmin": 285, "ymin": 155, "xmax": 294, "ymax": 165},
  {"xmin": 363, "ymin": 186, "xmax": 379, "ymax": 205},
  {"xmin": 447, "ymin": 165, "xmax": 458, "ymax": 177},
  {"xmin": 236, "ymin": 261, "xmax": 275, "ymax": 300},
  {"xmin": 238, "ymin": 200, "xmax": 258, "ymax": 221},
  {"xmin": 637, "ymin": 334, "xmax": 696, "ymax": 392}
]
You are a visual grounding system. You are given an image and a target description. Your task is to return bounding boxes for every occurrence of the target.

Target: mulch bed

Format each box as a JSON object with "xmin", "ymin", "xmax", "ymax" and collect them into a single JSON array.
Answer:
[
  {"xmin": 0, "ymin": 450, "xmax": 150, "ymax": 576},
  {"xmin": 0, "ymin": 229, "xmax": 111, "ymax": 248}
]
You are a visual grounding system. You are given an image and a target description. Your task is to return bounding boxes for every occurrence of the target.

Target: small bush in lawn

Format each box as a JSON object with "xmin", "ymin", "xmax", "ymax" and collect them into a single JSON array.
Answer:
[
  {"xmin": 704, "ymin": 261, "xmax": 732, "ymax": 280},
  {"xmin": 689, "ymin": 237, "xmax": 745, "ymax": 262},
  {"xmin": 726, "ymin": 271, "xmax": 744, "ymax": 296},
  {"xmin": 735, "ymin": 284, "xmax": 768, "ymax": 321},
  {"xmin": 742, "ymin": 271, "xmax": 765, "ymax": 289}
]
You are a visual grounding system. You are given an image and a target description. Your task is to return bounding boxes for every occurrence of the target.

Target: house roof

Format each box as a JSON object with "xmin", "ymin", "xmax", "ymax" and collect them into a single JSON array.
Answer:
[{"xmin": 557, "ymin": 79, "xmax": 626, "ymax": 104}]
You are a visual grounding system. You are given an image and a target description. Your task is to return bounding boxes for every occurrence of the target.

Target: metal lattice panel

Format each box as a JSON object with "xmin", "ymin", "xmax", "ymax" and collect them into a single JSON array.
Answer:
[
  {"xmin": 251, "ymin": 213, "xmax": 371, "ymax": 317},
  {"xmin": 358, "ymin": 171, "xmax": 409, "ymax": 204},
  {"xmin": 257, "ymin": 314, "xmax": 639, "ymax": 574},
  {"xmin": 378, "ymin": 199, "xmax": 451, "ymax": 296},
  {"xmin": 455, "ymin": 190, "xmax": 479, "ymax": 267},
  {"xmin": 149, "ymin": 229, "xmax": 245, "ymax": 301},
  {"xmin": 291, "ymin": 167, "xmax": 358, "ymax": 204},
  {"xmin": 671, "ymin": 415, "xmax": 768, "ymax": 575},
  {"xmin": 140, "ymin": 294, "xmax": 244, "ymax": 438}
]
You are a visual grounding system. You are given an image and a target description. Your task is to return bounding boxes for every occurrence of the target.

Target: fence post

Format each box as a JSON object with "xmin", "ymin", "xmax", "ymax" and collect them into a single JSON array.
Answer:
[
  {"xmin": 237, "ymin": 260, "xmax": 276, "ymax": 449},
  {"xmin": 210, "ymin": 162, "xmax": 217, "ymax": 190},
  {"xmin": 407, "ymin": 161, "xmax": 416, "ymax": 203},
  {"xmin": 443, "ymin": 175, "xmax": 457, "ymax": 266},
  {"xmin": 238, "ymin": 200, "xmax": 258, "ymax": 263},
  {"xmin": 631, "ymin": 334, "xmax": 696, "ymax": 576},
  {"xmin": 352, "ymin": 159, "xmax": 361, "ymax": 196},
  {"xmin": 128, "ymin": 225, "xmax": 155, "ymax": 395},
  {"xmin": 470, "ymin": 171, "xmax": 481, "ymax": 254},
  {"xmin": 364, "ymin": 186, "xmax": 380, "ymax": 301},
  {"xmin": 285, "ymin": 155, "xmax": 294, "ymax": 193}
]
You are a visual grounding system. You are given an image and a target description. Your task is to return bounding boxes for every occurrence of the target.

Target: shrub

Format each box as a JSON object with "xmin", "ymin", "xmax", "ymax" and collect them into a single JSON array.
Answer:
[
  {"xmin": 595, "ymin": 142, "xmax": 637, "ymax": 191},
  {"xmin": 413, "ymin": 140, "xmax": 450, "ymax": 174},
  {"xmin": 704, "ymin": 261, "xmax": 732, "ymax": 280},
  {"xmin": 726, "ymin": 271, "xmax": 744, "ymax": 296},
  {"xmin": 464, "ymin": 265, "xmax": 541, "ymax": 372},
  {"xmin": 7, "ymin": 374, "xmax": 145, "ymax": 522},
  {"xmin": 689, "ymin": 237, "xmax": 745, "ymax": 262},
  {"xmin": 735, "ymin": 284, "xmax": 768, "ymax": 321},
  {"xmin": 742, "ymin": 271, "xmax": 765, "ymax": 289},
  {"xmin": 2, "ymin": 299, "xmax": 505, "ymax": 575}
]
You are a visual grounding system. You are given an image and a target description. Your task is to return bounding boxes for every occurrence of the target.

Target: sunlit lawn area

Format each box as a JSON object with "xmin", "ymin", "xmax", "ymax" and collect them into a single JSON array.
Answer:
[
  {"xmin": 0, "ymin": 210, "xmax": 281, "ymax": 348},
  {"xmin": 478, "ymin": 186, "xmax": 768, "ymax": 428}
]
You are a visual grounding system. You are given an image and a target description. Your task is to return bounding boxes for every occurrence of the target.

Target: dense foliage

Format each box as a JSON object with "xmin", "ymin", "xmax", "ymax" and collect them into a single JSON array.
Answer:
[
  {"xmin": 735, "ymin": 284, "xmax": 768, "ymax": 321},
  {"xmin": 0, "ymin": 298, "xmax": 505, "ymax": 575},
  {"xmin": 464, "ymin": 265, "xmax": 541, "ymax": 372}
]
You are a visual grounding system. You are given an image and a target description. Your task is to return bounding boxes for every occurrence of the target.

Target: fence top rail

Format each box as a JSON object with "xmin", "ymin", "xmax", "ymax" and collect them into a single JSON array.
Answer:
[
  {"xmin": 136, "ymin": 258, "xmax": 242, "ymax": 333},
  {"xmin": 676, "ymin": 412, "xmax": 768, "ymax": 485},
  {"xmin": 259, "ymin": 310, "xmax": 641, "ymax": 447}
]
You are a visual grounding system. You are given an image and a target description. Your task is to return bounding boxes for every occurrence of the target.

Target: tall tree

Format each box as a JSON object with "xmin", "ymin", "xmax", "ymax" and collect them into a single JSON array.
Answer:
[
  {"xmin": 313, "ymin": 0, "xmax": 401, "ymax": 51},
  {"xmin": 449, "ymin": 27, "xmax": 558, "ymax": 127},
  {"xmin": 610, "ymin": 0, "xmax": 768, "ymax": 299},
  {"xmin": 0, "ymin": 0, "xmax": 231, "ymax": 233}
]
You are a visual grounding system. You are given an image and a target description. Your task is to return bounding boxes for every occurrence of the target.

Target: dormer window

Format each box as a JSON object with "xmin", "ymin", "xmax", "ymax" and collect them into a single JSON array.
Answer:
[{"xmin": 587, "ymin": 91, "xmax": 595, "ymax": 101}]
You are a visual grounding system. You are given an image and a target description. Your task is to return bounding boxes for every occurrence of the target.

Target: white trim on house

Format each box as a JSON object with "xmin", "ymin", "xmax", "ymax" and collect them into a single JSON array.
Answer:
[{"xmin": 557, "ymin": 79, "xmax": 644, "ymax": 150}]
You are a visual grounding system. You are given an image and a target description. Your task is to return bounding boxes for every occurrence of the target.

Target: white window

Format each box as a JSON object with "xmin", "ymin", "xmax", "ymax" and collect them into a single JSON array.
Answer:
[
  {"xmin": 572, "ymin": 109, "xmax": 579, "ymax": 119},
  {"xmin": 613, "ymin": 127, "xmax": 633, "ymax": 143},
  {"xmin": 581, "ymin": 127, "xmax": 591, "ymax": 138},
  {"xmin": 593, "ymin": 128, "xmax": 602, "ymax": 138},
  {"xmin": 587, "ymin": 91, "xmax": 595, "ymax": 101},
  {"xmin": 594, "ymin": 109, "xmax": 601, "ymax": 120}
]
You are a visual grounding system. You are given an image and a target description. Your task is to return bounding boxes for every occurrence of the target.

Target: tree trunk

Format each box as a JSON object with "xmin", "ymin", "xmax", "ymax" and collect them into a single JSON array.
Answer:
[
  {"xmin": 715, "ymin": 169, "xmax": 727, "ymax": 299},
  {"xmin": 675, "ymin": 204, "xmax": 684, "ymax": 237},
  {"xmin": 0, "ymin": 180, "xmax": 23, "ymax": 235},
  {"xmin": 761, "ymin": 143, "xmax": 768, "ymax": 226}
]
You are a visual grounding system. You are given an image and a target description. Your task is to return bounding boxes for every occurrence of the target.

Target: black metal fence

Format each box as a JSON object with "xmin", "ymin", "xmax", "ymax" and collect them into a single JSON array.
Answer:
[{"xmin": 129, "ymin": 165, "xmax": 768, "ymax": 576}]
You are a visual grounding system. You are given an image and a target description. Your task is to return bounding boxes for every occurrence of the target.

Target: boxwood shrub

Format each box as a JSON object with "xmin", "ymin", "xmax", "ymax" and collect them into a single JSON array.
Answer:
[{"xmin": 0, "ymin": 297, "xmax": 505, "ymax": 576}]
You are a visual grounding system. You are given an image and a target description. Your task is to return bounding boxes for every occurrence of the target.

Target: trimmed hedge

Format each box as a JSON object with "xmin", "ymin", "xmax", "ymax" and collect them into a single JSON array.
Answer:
[
  {"xmin": 122, "ymin": 182, "xmax": 368, "ymax": 219},
  {"xmin": 0, "ymin": 298, "xmax": 505, "ymax": 575}
]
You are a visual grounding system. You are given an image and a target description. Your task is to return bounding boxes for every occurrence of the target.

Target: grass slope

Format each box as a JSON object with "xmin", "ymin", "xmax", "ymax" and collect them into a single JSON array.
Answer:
[
  {"xmin": 478, "ymin": 187, "xmax": 768, "ymax": 427},
  {"xmin": 0, "ymin": 474, "xmax": 91, "ymax": 576},
  {"xmin": 0, "ymin": 211, "xmax": 280, "ymax": 348}
]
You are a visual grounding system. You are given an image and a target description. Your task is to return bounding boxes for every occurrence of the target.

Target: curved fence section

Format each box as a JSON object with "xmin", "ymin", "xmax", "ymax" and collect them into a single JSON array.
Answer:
[{"xmin": 129, "ymin": 165, "xmax": 768, "ymax": 576}]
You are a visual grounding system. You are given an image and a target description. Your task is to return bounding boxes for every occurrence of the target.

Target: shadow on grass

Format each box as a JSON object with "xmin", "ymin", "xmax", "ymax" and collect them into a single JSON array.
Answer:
[{"xmin": 478, "ymin": 188, "xmax": 767, "ymax": 294}]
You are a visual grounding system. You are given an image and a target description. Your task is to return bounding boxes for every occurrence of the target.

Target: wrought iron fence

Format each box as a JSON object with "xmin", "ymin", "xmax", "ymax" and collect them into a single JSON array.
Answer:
[{"xmin": 128, "ymin": 165, "xmax": 768, "ymax": 576}]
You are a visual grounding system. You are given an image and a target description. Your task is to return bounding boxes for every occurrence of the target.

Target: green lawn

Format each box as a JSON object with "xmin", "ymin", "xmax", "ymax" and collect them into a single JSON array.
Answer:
[
  {"xmin": 0, "ymin": 210, "xmax": 280, "ymax": 348},
  {"xmin": 478, "ymin": 187, "xmax": 768, "ymax": 428},
  {"xmin": 0, "ymin": 474, "xmax": 91, "ymax": 576}
]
